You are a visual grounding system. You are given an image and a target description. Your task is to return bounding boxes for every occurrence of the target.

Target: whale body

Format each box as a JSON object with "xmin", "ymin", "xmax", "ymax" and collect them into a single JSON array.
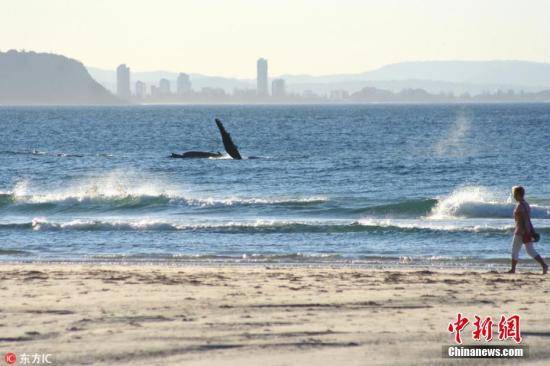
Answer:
[{"xmin": 170, "ymin": 151, "xmax": 222, "ymax": 159}]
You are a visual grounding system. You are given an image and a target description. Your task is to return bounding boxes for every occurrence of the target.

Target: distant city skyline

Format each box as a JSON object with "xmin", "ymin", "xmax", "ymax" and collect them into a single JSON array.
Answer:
[
  {"xmin": 123, "ymin": 57, "xmax": 284, "ymax": 101},
  {"xmin": 100, "ymin": 55, "xmax": 550, "ymax": 105},
  {"xmin": 2, "ymin": 0, "xmax": 550, "ymax": 78},
  {"xmin": 107, "ymin": 56, "xmax": 550, "ymax": 104}
]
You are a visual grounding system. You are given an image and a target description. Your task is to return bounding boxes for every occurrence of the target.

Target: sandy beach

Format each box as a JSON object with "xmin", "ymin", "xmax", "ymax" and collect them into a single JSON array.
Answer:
[{"xmin": 0, "ymin": 263, "xmax": 549, "ymax": 365}]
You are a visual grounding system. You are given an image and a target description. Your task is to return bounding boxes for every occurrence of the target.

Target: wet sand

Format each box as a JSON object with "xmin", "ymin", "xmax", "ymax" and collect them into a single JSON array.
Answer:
[{"xmin": 0, "ymin": 264, "xmax": 549, "ymax": 365}]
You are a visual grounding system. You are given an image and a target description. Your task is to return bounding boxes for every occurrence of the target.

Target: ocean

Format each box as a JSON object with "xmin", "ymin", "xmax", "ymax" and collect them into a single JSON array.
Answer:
[{"xmin": 1, "ymin": 104, "xmax": 549, "ymax": 267}]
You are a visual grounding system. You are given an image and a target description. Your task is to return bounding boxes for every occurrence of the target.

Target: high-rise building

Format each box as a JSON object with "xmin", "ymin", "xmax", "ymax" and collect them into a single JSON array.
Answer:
[
  {"xmin": 271, "ymin": 78, "xmax": 286, "ymax": 98},
  {"xmin": 256, "ymin": 58, "xmax": 268, "ymax": 97},
  {"xmin": 177, "ymin": 73, "xmax": 192, "ymax": 95},
  {"xmin": 135, "ymin": 81, "xmax": 147, "ymax": 98},
  {"xmin": 159, "ymin": 78, "xmax": 171, "ymax": 96},
  {"xmin": 116, "ymin": 64, "xmax": 130, "ymax": 99},
  {"xmin": 150, "ymin": 85, "xmax": 159, "ymax": 98}
]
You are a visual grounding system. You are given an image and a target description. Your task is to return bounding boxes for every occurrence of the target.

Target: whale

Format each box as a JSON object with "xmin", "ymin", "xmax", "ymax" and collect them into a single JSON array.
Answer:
[
  {"xmin": 171, "ymin": 119, "xmax": 242, "ymax": 159},
  {"xmin": 170, "ymin": 151, "xmax": 222, "ymax": 159}
]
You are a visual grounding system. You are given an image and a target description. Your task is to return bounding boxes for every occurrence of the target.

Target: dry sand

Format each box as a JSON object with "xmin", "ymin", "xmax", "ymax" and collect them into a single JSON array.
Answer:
[{"xmin": 0, "ymin": 263, "xmax": 549, "ymax": 365}]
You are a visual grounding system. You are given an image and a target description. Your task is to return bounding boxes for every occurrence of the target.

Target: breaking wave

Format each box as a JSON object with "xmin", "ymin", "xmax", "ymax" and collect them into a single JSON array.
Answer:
[
  {"xmin": 2, "ymin": 217, "xmax": 547, "ymax": 235},
  {"xmin": 0, "ymin": 174, "xmax": 327, "ymax": 212},
  {"xmin": 0, "ymin": 192, "xmax": 326, "ymax": 211},
  {"xmin": 428, "ymin": 186, "xmax": 550, "ymax": 219}
]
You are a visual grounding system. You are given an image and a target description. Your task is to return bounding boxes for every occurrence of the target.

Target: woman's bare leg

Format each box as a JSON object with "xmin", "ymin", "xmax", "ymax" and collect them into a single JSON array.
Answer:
[
  {"xmin": 509, "ymin": 235, "xmax": 522, "ymax": 273},
  {"xmin": 525, "ymin": 243, "xmax": 547, "ymax": 274},
  {"xmin": 508, "ymin": 259, "xmax": 518, "ymax": 273},
  {"xmin": 534, "ymin": 255, "xmax": 548, "ymax": 274}
]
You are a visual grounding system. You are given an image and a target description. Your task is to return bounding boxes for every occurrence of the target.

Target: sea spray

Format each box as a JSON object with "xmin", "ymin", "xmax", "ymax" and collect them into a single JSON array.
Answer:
[
  {"xmin": 428, "ymin": 186, "xmax": 550, "ymax": 219},
  {"xmin": 1, "ymin": 172, "xmax": 328, "ymax": 211},
  {"xmin": 434, "ymin": 110, "xmax": 472, "ymax": 157}
]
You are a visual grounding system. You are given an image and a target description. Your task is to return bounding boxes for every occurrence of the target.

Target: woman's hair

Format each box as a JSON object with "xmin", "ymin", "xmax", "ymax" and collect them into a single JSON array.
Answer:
[{"xmin": 512, "ymin": 185, "xmax": 525, "ymax": 198}]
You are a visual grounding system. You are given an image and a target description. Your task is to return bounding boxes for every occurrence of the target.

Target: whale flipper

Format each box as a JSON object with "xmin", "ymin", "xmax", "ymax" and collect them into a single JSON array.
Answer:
[{"xmin": 215, "ymin": 119, "xmax": 242, "ymax": 160}]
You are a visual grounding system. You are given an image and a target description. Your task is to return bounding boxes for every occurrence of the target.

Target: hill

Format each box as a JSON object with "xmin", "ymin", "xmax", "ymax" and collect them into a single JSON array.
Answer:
[
  {"xmin": 0, "ymin": 50, "xmax": 122, "ymax": 105},
  {"xmin": 280, "ymin": 60, "xmax": 550, "ymax": 94},
  {"xmin": 359, "ymin": 60, "xmax": 550, "ymax": 86}
]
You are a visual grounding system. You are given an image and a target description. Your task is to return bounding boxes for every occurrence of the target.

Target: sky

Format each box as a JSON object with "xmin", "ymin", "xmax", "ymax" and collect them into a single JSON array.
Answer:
[{"xmin": 1, "ymin": 0, "xmax": 549, "ymax": 78}]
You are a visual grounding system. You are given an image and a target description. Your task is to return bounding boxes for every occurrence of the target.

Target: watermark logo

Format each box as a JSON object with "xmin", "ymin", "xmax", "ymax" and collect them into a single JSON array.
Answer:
[
  {"xmin": 448, "ymin": 313, "xmax": 522, "ymax": 344},
  {"xmin": 3, "ymin": 353, "xmax": 53, "ymax": 365},
  {"xmin": 4, "ymin": 353, "xmax": 17, "ymax": 365},
  {"xmin": 445, "ymin": 313, "xmax": 527, "ymax": 359}
]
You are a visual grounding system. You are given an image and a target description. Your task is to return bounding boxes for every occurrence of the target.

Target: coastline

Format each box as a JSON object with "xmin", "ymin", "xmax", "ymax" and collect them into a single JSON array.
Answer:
[
  {"xmin": 0, "ymin": 255, "xmax": 544, "ymax": 270},
  {"xmin": 1, "ymin": 263, "xmax": 549, "ymax": 365}
]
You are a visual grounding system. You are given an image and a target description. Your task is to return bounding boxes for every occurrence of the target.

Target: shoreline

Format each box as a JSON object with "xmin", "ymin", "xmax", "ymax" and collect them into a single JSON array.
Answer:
[
  {"xmin": 1, "ymin": 263, "xmax": 549, "ymax": 365},
  {"xmin": 0, "ymin": 257, "xmax": 543, "ymax": 271}
]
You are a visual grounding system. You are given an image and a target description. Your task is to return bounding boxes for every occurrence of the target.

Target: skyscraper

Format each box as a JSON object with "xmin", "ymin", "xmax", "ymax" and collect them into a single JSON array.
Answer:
[
  {"xmin": 135, "ymin": 81, "xmax": 147, "ymax": 99},
  {"xmin": 177, "ymin": 73, "xmax": 192, "ymax": 95},
  {"xmin": 256, "ymin": 58, "xmax": 268, "ymax": 97},
  {"xmin": 159, "ymin": 78, "xmax": 171, "ymax": 96},
  {"xmin": 116, "ymin": 64, "xmax": 130, "ymax": 99},
  {"xmin": 271, "ymin": 78, "xmax": 286, "ymax": 98}
]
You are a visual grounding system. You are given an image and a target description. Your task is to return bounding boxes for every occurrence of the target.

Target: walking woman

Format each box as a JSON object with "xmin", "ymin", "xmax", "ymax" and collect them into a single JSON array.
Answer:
[{"xmin": 509, "ymin": 186, "xmax": 548, "ymax": 274}]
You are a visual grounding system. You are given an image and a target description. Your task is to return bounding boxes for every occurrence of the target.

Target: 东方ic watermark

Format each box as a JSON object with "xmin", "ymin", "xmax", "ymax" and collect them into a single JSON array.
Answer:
[{"xmin": 4, "ymin": 352, "xmax": 53, "ymax": 365}]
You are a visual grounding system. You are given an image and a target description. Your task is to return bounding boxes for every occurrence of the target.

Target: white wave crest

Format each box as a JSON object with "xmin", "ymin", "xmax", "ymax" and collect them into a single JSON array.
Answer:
[
  {"xmin": 6, "ymin": 171, "xmax": 327, "ymax": 208},
  {"xmin": 357, "ymin": 217, "xmax": 516, "ymax": 233},
  {"xmin": 12, "ymin": 171, "xmax": 182, "ymax": 204},
  {"xmin": 30, "ymin": 218, "xmax": 181, "ymax": 231},
  {"xmin": 428, "ymin": 186, "xmax": 550, "ymax": 219},
  {"xmin": 27, "ymin": 218, "xmax": 338, "ymax": 232}
]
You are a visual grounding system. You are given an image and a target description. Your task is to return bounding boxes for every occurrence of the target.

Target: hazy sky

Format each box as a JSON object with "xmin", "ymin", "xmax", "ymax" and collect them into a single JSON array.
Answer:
[{"xmin": 1, "ymin": 0, "xmax": 549, "ymax": 77}]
